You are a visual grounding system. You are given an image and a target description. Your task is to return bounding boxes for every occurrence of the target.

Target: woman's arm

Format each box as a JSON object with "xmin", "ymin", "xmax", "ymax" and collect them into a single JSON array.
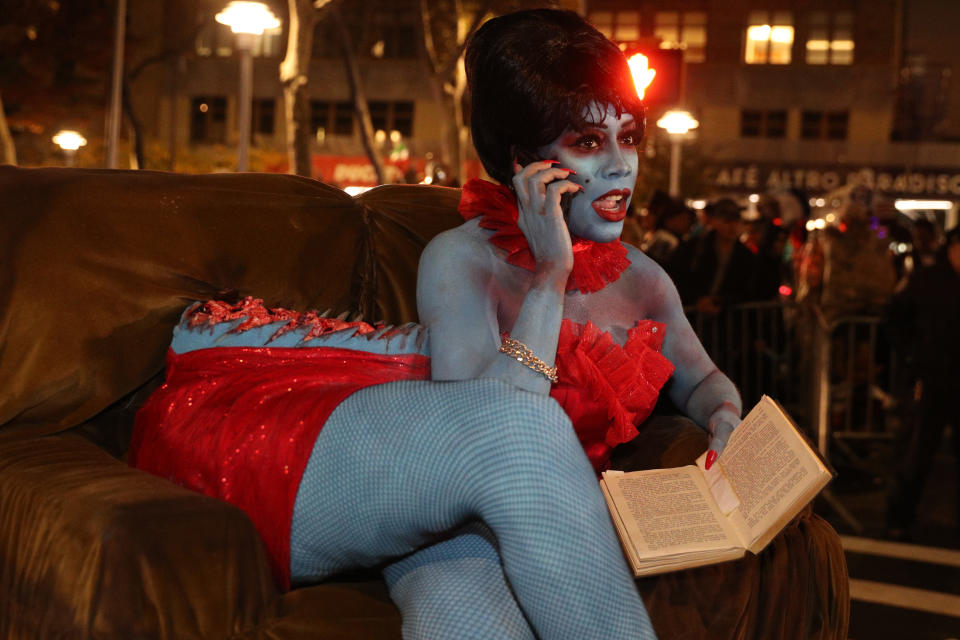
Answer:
[
  {"xmin": 417, "ymin": 162, "xmax": 580, "ymax": 394},
  {"xmin": 640, "ymin": 258, "xmax": 743, "ymax": 455}
]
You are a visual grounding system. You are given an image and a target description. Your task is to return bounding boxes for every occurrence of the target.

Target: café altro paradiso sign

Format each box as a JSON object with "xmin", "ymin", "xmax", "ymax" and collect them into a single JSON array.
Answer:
[{"xmin": 705, "ymin": 163, "xmax": 960, "ymax": 199}]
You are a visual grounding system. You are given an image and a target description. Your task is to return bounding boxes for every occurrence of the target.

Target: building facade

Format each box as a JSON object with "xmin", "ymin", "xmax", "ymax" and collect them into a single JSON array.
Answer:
[
  {"xmin": 584, "ymin": 0, "xmax": 960, "ymax": 216},
  {"xmin": 130, "ymin": 0, "xmax": 959, "ymax": 212}
]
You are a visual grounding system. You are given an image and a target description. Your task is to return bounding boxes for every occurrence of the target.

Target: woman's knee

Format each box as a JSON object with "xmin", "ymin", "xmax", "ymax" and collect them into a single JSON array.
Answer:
[{"xmin": 452, "ymin": 379, "xmax": 576, "ymax": 448}]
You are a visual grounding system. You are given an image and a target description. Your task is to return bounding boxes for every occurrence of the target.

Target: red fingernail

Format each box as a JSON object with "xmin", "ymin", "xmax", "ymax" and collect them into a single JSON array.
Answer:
[
  {"xmin": 561, "ymin": 167, "xmax": 577, "ymax": 174},
  {"xmin": 545, "ymin": 159, "xmax": 560, "ymax": 164},
  {"xmin": 705, "ymin": 450, "xmax": 717, "ymax": 470},
  {"xmin": 577, "ymin": 185, "xmax": 585, "ymax": 191}
]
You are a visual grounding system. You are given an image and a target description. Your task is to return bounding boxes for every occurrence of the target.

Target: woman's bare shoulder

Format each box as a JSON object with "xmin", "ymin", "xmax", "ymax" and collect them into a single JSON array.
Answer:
[
  {"xmin": 420, "ymin": 219, "xmax": 498, "ymax": 278},
  {"xmin": 622, "ymin": 243, "xmax": 674, "ymax": 290}
]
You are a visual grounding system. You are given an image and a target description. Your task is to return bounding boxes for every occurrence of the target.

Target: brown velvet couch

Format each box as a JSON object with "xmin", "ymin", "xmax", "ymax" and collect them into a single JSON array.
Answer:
[{"xmin": 0, "ymin": 166, "xmax": 849, "ymax": 640}]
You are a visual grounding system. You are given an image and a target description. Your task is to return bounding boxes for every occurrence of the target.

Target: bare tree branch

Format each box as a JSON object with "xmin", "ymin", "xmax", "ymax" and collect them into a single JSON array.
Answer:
[
  {"xmin": 438, "ymin": 1, "xmax": 491, "ymax": 81},
  {"xmin": 330, "ymin": 4, "xmax": 386, "ymax": 184},
  {"xmin": 126, "ymin": 19, "xmax": 204, "ymax": 82},
  {"xmin": 0, "ymin": 92, "xmax": 16, "ymax": 165},
  {"xmin": 122, "ymin": 82, "xmax": 145, "ymax": 169},
  {"xmin": 418, "ymin": 0, "xmax": 442, "ymax": 76},
  {"xmin": 280, "ymin": 0, "xmax": 318, "ymax": 177}
]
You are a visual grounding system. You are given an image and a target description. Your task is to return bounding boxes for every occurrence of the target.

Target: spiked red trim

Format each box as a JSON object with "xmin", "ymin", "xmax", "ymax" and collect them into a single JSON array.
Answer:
[
  {"xmin": 186, "ymin": 297, "xmax": 377, "ymax": 341},
  {"xmin": 458, "ymin": 179, "xmax": 631, "ymax": 294}
]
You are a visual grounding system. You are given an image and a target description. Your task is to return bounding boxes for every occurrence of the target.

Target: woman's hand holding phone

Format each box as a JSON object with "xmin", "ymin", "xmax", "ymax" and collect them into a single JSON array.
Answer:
[{"xmin": 511, "ymin": 156, "xmax": 582, "ymax": 280}]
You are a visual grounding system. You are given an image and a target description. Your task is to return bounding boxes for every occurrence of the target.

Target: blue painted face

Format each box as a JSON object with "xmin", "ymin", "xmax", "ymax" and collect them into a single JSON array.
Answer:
[{"xmin": 536, "ymin": 102, "xmax": 641, "ymax": 243}]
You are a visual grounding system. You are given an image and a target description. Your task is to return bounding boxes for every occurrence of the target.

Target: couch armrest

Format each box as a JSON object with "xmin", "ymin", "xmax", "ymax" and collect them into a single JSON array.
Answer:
[
  {"xmin": 0, "ymin": 432, "xmax": 278, "ymax": 640},
  {"xmin": 610, "ymin": 414, "xmax": 709, "ymax": 472}
]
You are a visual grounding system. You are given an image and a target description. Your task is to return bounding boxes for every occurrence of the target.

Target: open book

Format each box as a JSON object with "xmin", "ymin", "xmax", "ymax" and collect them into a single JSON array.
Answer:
[{"xmin": 600, "ymin": 395, "xmax": 832, "ymax": 576}]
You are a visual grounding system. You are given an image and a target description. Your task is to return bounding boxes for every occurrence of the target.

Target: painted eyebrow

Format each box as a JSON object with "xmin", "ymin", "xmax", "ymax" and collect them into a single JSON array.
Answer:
[{"xmin": 575, "ymin": 117, "xmax": 637, "ymax": 132}]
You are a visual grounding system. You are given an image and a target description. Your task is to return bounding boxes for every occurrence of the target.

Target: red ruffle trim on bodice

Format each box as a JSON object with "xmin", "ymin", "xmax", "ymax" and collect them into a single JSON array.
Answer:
[
  {"xmin": 458, "ymin": 178, "xmax": 631, "ymax": 294},
  {"xmin": 550, "ymin": 319, "xmax": 675, "ymax": 472},
  {"xmin": 129, "ymin": 346, "xmax": 431, "ymax": 589}
]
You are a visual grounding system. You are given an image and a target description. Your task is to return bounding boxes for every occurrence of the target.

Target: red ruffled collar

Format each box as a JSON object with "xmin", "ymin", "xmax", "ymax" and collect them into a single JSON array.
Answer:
[{"xmin": 458, "ymin": 179, "xmax": 631, "ymax": 294}]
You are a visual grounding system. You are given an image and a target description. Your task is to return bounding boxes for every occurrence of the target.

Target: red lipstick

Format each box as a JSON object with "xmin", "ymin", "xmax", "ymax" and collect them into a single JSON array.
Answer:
[{"xmin": 592, "ymin": 189, "xmax": 631, "ymax": 222}]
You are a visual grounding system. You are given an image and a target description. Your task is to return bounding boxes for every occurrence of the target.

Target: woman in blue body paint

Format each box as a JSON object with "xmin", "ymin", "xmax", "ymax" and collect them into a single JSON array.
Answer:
[
  {"xmin": 135, "ymin": 9, "xmax": 743, "ymax": 640},
  {"xmin": 372, "ymin": 10, "xmax": 743, "ymax": 639}
]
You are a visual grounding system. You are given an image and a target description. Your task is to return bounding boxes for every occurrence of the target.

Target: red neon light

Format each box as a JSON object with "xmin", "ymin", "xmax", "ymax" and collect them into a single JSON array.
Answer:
[{"xmin": 627, "ymin": 53, "xmax": 656, "ymax": 100}]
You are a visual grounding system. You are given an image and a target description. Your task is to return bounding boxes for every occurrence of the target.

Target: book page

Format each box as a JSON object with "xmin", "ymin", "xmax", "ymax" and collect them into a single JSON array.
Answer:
[
  {"xmin": 719, "ymin": 396, "xmax": 831, "ymax": 550},
  {"xmin": 603, "ymin": 466, "xmax": 741, "ymax": 558}
]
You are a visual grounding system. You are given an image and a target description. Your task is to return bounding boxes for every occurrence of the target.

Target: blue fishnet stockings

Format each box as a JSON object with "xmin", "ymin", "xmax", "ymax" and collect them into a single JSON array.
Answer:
[{"xmin": 290, "ymin": 379, "xmax": 656, "ymax": 639}]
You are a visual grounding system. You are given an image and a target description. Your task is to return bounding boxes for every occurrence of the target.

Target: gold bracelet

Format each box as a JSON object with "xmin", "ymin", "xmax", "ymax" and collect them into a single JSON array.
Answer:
[{"xmin": 498, "ymin": 336, "xmax": 558, "ymax": 383}]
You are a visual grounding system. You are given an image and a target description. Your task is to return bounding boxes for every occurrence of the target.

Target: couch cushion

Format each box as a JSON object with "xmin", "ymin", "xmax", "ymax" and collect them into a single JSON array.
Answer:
[{"xmin": 0, "ymin": 431, "xmax": 403, "ymax": 640}]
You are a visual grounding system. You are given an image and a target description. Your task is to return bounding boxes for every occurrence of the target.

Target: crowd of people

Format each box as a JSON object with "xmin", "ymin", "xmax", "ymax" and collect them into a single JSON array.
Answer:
[
  {"xmin": 626, "ymin": 185, "xmax": 960, "ymax": 542},
  {"xmin": 624, "ymin": 188, "xmax": 803, "ymax": 314},
  {"xmin": 626, "ymin": 185, "xmax": 953, "ymax": 317}
]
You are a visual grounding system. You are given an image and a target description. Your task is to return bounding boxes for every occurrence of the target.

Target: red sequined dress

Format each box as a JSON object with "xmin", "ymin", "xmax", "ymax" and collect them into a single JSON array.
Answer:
[
  {"xmin": 130, "ymin": 180, "xmax": 674, "ymax": 590},
  {"xmin": 130, "ymin": 302, "xmax": 432, "ymax": 589}
]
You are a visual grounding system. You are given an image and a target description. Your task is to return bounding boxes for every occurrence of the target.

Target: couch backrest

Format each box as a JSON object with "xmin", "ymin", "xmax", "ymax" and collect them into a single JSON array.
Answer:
[{"xmin": 0, "ymin": 166, "xmax": 462, "ymax": 439}]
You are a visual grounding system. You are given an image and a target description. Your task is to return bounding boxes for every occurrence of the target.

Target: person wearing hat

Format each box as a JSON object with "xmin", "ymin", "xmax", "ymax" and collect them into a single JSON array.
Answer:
[
  {"xmin": 885, "ymin": 226, "xmax": 960, "ymax": 540},
  {"xmin": 667, "ymin": 197, "xmax": 758, "ymax": 313}
]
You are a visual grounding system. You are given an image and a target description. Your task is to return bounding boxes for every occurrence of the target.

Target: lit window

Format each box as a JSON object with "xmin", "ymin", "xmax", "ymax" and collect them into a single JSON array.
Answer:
[
  {"xmin": 588, "ymin": 10, "xmax": 641, "ymax": 44},
  {"xmin": 654, "ymin": 11, "xmax": 706, "ymax": 63},
  {"xmin": 744, "ymin": 11, "xmax": 794, "ymax": 64},
  {"xmin": 806, "ymin": 11, "xmax": 854, "ymax": 65},
  {"xmin": 590, "ymin": 11, "xmax": 613, "ymax": 38}
]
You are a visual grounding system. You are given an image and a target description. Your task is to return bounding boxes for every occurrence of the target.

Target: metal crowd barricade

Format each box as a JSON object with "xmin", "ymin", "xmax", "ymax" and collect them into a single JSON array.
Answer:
[
  {"xmin": 820, "ymin": 315, "xmax": 898, "ymax": 440},
  {"xmin": 685, "ymin": 300, "xmax": 808, "ymax": 422},
  {"xmin": 809, "ymin": 311, "xmax": 899, "ymax": 465},
  {"xmin": 685, "ymin": 301, "xmax": 898, "ymax": 459},
  {"xmin": 685, "ymin": 301, "xmax": 899, "ymax": 534}
]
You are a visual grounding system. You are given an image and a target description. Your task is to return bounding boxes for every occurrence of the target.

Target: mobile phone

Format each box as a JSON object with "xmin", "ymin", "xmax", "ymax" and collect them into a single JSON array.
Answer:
[{"xmin": 514, "ymin": 148, "xmax": 574, "ymax": 217}]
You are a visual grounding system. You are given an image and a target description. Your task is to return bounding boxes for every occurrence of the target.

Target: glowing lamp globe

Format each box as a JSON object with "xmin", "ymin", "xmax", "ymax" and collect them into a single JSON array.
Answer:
[
  {"xmin": 656, "ymin": 110, "xmax": 699, "ymax": 136},
  {"xmin": 215, "ymin": 1, "xmax": 280, "ymax": 35},
  {"xmin": 52, "ymin": 130, "xmax": 87, "ymax": 151}
]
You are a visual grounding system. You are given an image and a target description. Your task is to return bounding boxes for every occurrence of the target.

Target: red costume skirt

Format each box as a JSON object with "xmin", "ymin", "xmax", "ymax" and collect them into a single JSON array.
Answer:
[{"xmin": 129, "ymin": 346, "xmax": 431, "ymax": 588}]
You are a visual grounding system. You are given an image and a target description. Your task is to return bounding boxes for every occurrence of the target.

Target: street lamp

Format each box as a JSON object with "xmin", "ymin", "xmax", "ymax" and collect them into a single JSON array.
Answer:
[
  {"xmin": 215, "ymin": 1, "xmax": 280, "ymax": 171},
  {"xmin": 52, "ymin": 130, "xmax": 87, "ymax": 167},
  {"xmin": 656, "ymin": 110, "xmax": 699, "ymax": 197}
]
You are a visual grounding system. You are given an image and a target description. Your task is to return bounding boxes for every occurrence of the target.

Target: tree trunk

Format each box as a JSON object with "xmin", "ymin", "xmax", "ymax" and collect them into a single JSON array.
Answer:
[
  {"xmin": 0, "ymin": 92, "xmax": 17, "ymax": 165},
  {"xmin": 330, "ymin": 5, "xmax": 386, "ymax": 185},
  {"xmin": 280, "ymin": 0, "xmax": 316, "ymax": 177},
  {"xmin": 167, "ymin": 55, "xmax": 183, "ymax": 171},
  {"xmin": 418, "ymin": 0, "xmax": 489, "ymax": 184},
  {"xmin": 123, "ymin": 80, "xmax": 146, "ymax": 169}
]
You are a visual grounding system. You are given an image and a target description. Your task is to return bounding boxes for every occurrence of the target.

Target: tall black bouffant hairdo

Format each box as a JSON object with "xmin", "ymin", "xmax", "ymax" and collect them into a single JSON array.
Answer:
[{"xmin": 465, "ymin": 9, "xmax": 645, "ymax": 186}]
